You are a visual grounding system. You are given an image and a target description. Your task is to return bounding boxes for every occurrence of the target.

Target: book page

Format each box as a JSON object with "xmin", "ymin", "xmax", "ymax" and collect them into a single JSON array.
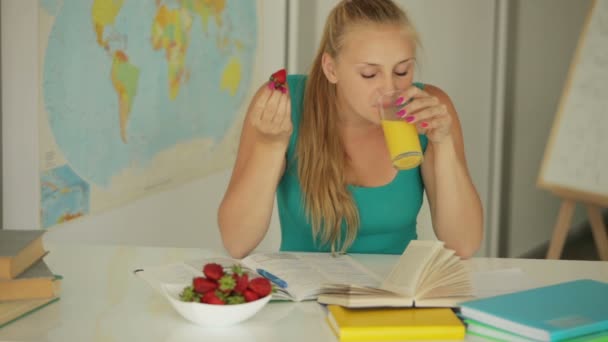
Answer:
[
  {"xmin": 242, "ymin": 252, "xmax": 381, "ymax": 301},
  {"xmin": 416, "ymin": 249, "xmax": 470, "ymax": 298},
  {"xmin": 380, "ymin": 241, "xmax": 443, "ymax": 297},
  {"xmin": 415, "ymin": 248, "xmax": 455, "ymax": 292},
  {"xmin": 297, "ymin": 253, "xmax": 381, "ymax": 287}
]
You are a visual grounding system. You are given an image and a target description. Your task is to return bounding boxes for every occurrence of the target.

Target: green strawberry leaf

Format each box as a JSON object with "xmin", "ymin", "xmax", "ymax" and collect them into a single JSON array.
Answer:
[
  {"xmin": 218, "ymin": 274, "xmax": 236, "ymax": 291},
  {"xmin": 226, "ymin": 294, "xmax": 245, "ymax": 305},
  {"xmin": 231, "ymin": 264, "xmax": 244, "ymax": 276},
  {"xmin": 179, "ymin": 286, "xmax": 199, "ymax": 302}
]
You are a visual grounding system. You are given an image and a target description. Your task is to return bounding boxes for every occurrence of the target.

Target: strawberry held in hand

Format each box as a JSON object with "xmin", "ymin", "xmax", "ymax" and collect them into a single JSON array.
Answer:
[{"xmin": 268, "ymin": 68, "xmax": 288, "ymax": 93}]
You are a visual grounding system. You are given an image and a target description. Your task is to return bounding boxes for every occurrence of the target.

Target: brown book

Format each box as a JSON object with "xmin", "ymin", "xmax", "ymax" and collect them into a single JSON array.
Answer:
[
  {"xmin": 0, "ymin": 259, "xmax": 61, "ymax": 301},
  {"xmin": 0, "ymin": 229, "xmax": 47, "ymax": 279},
  {"xmin": 0, "ymin": 296, "xmax": 60, "ymax": 329}
]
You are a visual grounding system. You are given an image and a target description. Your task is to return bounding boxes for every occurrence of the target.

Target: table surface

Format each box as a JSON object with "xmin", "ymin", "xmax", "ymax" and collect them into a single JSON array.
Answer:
[{"xmin": 1, "ymin": 242, "xmax": 607, "ymax": 342}]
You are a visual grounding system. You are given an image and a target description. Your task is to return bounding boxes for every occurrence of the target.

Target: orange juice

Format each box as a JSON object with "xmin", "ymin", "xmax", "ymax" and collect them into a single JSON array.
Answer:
[{"xmin": 381, "ymin": 120, "xmax": 423, "ymax": 170}]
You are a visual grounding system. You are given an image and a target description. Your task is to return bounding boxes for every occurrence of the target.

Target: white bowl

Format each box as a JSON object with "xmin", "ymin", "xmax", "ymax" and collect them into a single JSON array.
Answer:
[{"xmin": 161, "ymin": 283, "xmax": 272, "ymax": 327}]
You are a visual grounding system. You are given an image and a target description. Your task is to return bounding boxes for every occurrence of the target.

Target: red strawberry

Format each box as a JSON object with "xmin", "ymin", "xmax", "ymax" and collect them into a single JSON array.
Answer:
[
  {"xmin": 248, "ymin": 277, "xmax": 272, "ymax": 297},
  {"xmin": 269, "ymin": 68, "xmax": 287, "ymax": 85},
  {"xmin": 201, "ymin": 291, "xmax": 225, "ymax": 305},
  {"xmin": 233, "ymin": 273, "xmax": 249, "ymax": 294},
  {"xmin": 243, "ymin": 289, "xmax": 259, "ymax": 303},
  {"xmin": 203, "ymin": 263, "xmax": 224, "ymax": 280},
  {"xmin": 192, "ymin": 277, "xmax": 217, "ymax": 294}
]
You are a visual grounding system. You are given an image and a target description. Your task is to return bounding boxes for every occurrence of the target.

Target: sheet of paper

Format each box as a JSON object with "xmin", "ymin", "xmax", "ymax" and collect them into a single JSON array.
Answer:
[{"xmin": 471, "ymin": 268, "xmax": 540, "ymax": 298}]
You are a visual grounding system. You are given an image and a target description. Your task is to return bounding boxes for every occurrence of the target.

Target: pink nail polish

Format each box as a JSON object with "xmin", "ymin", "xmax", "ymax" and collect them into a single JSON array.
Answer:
[
  {"xmin": 405, "ymin": 116, "xmax": 414, "ymax": 123},
  {"xmin": 395, "ymin": 96, "xmax": 405, "ymax": 105},
  {"xmin": 267, "ymin": 82, "xmax": 275, "ymax": 90},
  {"xmin": 397, "ymin": 109, "xmax": 407, "ymax": 117},
  {"xmin": 421, "ymin": 122, "xmax": 429, "ymax": 128}
]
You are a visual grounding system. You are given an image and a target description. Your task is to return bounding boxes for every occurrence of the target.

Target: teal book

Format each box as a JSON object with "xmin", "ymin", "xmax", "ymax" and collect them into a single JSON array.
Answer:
[
  {"xmin": 465, "ymin": 318, "xmax": 608, "ymax": 342},
  {"xmin": 459, "ymin": 279, "xmax": 608, "ymax": 341}
]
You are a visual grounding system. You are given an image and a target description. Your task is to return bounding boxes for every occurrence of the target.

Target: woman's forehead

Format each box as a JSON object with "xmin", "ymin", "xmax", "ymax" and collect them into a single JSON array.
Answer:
[{"xmin": 339, "ymin": 25, "xmax": 415, "ymax": 65}]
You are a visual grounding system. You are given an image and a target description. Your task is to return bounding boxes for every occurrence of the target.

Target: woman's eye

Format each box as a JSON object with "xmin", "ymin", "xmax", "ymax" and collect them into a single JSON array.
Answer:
[
  {"xmin": 361, "ymin": 73, "xmax": 376, "ymax": 79},
  {"xmin": 395, "ymin": 71, "xmax": 409, "ymax": 77}
]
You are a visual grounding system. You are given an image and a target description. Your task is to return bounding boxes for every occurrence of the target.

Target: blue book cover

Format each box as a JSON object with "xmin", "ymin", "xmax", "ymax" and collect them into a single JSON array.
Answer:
[{"xmin": 459, "ymin": 279, "xmax": 608, "ymax": 341}]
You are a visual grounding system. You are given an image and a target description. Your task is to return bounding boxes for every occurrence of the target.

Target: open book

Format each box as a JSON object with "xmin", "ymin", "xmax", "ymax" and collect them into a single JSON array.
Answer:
[
  {"xmin": 317, "ymin": 240, "xmax": 473, "ymax": 308},
  {"xmin": 134, "ymin": 251, "xmax": 381, "ymax": 302},
  {"xmin": 134, "ymin": 240, "xmax": 471, "ymax": 306}
]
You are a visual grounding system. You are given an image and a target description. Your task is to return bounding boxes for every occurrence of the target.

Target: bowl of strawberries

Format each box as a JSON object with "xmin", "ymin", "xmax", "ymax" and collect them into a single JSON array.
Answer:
[{"xmin": 161, "ymin": 262, "xmax": 274, "ymax": 327}]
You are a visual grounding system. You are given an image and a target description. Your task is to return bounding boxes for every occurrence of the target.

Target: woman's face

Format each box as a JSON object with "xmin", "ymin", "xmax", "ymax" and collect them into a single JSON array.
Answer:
[{"xmin": 326, "ymin": 23, "xmax": 416, "ymax": 125}]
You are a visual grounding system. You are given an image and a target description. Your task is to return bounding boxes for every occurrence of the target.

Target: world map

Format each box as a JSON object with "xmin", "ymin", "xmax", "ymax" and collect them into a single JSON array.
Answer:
[{"xmin": 38, "ymin": 0, "xmax": 257, "ymax": 228}]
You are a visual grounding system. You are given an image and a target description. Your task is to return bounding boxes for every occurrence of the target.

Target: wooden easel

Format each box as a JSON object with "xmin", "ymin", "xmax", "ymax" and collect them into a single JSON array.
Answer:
[
  {"xmin": 545, "ymin": 190, "xmax": 608, "ymax": 261},
  {"xmin": 538, "ymin": 0, "xmax": 608, "ymax": 261}
]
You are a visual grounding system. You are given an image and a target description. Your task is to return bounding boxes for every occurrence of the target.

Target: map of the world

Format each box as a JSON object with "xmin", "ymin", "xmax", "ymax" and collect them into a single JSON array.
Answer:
[{"xmin": 38, "ymin": 0, "xmax": 257, "ymax": 228}]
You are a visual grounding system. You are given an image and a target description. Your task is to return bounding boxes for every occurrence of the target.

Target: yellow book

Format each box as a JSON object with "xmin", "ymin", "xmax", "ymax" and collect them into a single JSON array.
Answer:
[{"xmin": 326, "ymin": 305, "xmax": 465, "ymax": 341}]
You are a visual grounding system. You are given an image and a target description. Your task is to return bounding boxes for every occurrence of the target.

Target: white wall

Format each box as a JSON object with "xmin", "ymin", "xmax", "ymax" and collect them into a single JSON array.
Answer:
[
  {"xmin": 1, "ymin": 0, "xmax": 285, "ymax": 252},
  {"xmin": 502, "ymin": 0, "xmax": 592, "ymax": 257},
  {"xmin": 289, "ymin": 0, "xmax": 502, "ymax": 257}
]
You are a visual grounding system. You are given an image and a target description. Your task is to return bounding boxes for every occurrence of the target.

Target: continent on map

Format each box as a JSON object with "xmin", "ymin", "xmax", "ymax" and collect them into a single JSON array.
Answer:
[
  {"xmin": 182, "ymin": 0, "xmax": 226, "ymax": 31},
  {"xmin": 41, "ymin": 165, "xmax": 90, "ymax": 228},
  {"xmin": 151, "ymin": 5, "xmax": 194, "ymax": 100},
  {"xmin": 221, "ymin": 57, "xmax": 242, "ymax": 96},
  {"xmin": 111, "ymin": 51, "xmax": 140, "ymax": 143},
  {"xmin": 92, "ymin": 0, "xmax": 124, "ymax": 49}
]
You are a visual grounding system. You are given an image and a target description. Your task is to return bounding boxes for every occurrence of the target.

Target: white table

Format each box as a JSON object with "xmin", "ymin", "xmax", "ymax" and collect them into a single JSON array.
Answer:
[{"xmin": 1, "ymin": 242, "xmax": 607, "ymax": 342}]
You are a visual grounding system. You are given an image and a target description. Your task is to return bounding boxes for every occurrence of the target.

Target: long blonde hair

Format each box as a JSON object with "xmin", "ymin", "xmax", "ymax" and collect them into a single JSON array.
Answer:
[{"xmin": 297, "ymin": 0, "xmax": 419, "ymax": 253}]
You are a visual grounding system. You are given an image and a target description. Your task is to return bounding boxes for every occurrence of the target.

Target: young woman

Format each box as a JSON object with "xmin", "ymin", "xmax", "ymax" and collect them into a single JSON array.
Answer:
[{"xmin": 218, "ymin": 0, "xmax": 483, "ymax": 258}]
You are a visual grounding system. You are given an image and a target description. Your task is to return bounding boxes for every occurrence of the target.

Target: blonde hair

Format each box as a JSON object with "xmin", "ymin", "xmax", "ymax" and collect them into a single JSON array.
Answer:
[{"xmin": 297, "ymin": 0, "xmax": 420, "ymax": 253}]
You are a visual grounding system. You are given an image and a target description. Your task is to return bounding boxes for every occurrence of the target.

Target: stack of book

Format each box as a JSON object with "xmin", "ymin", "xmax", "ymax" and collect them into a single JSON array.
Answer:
[
  {"xmin": 0, "ymin": 229, "xmax": 61, "ymax": 329},
  {"xmin": 459, "ymin": 279, "xmax": 608, "ymax": 341}
]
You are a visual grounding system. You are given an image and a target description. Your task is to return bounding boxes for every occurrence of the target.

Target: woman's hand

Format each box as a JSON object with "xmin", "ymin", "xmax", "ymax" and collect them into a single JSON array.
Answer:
[
  {"xmin": 249, "ymin": 81, "xmax": 292, "ymax": 145},
  {"xmin": 395, "ymin": 85, "xmax": 452, "ymax": 143}
]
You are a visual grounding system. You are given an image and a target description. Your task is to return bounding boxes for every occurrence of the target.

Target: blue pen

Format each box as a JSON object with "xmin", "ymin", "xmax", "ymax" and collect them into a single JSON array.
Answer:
[{"xmin": 256, "ymin": 268, "xmax": 288, "ymax": 289}]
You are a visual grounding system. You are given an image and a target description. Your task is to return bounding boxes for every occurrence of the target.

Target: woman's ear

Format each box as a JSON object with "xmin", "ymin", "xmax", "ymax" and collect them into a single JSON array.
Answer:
[{"xmin": 321, "ymin": 53, "xmax": 338, "ymax": 84}]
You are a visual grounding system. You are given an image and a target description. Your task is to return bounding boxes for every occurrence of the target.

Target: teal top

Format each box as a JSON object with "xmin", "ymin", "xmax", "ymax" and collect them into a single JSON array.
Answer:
[{"xmin": 276, "ymin": 75, "xmax": 428, "ymax": 254}]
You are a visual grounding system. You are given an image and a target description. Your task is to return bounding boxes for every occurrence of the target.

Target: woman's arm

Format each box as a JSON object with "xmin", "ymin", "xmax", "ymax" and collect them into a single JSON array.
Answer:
[
  {"xmin": 401, "ymin": 84, "xmax": 483, "ymax": 258},
  {"xmin": 218, "ymin": 82, "xmax": 292, "ymax": 258}
]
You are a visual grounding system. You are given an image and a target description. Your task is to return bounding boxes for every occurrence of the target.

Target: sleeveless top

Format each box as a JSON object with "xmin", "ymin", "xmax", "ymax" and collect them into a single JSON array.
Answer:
[{"xmin": 276, "ymin": 75, "xmax": 429, "ymax": 254}]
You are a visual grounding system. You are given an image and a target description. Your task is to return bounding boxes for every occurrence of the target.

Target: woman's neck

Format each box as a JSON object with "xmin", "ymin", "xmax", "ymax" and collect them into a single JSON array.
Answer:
[{"xmin": 336, "ymin": 103, "xmax": 381, "ymax": 141}]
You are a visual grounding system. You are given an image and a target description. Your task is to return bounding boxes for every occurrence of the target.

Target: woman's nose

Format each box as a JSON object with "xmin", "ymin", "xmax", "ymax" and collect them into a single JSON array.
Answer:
[{"xmin": 378, "ymin": 75, "xmax": 398, "ymax": 94}]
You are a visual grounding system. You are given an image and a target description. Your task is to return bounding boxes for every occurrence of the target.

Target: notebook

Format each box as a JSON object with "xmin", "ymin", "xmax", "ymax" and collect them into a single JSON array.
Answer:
[
  {"xmin": 459, "ymin": 279, "xmax": 608, "ymax": 342},
  {"xmin": 326, "ymin": 305, "xmax": 465, "ymax": 341},
  {"xmin": 465, "ymin": 318, "xmax": 608, "ymax": 342}
]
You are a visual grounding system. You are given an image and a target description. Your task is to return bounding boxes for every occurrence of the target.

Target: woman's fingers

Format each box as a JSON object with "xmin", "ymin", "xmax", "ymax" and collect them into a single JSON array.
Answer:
[
  {"xmin": 406, "ymin": 103, "xmax": 448, "ymax": 124},
  {"xmin": 259, "ymin": 86, "xmax": 282, "ymax": 123},
  {"xmin": 250, "ymin": 85, "xmax": 273, "ymax": 123}
]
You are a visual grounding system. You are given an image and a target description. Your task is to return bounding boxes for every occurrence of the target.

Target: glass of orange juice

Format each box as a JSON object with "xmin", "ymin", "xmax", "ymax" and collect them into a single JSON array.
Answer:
[{"xmin": 377, "ymin": 90, "xmax": 423, "ymax": 170}]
